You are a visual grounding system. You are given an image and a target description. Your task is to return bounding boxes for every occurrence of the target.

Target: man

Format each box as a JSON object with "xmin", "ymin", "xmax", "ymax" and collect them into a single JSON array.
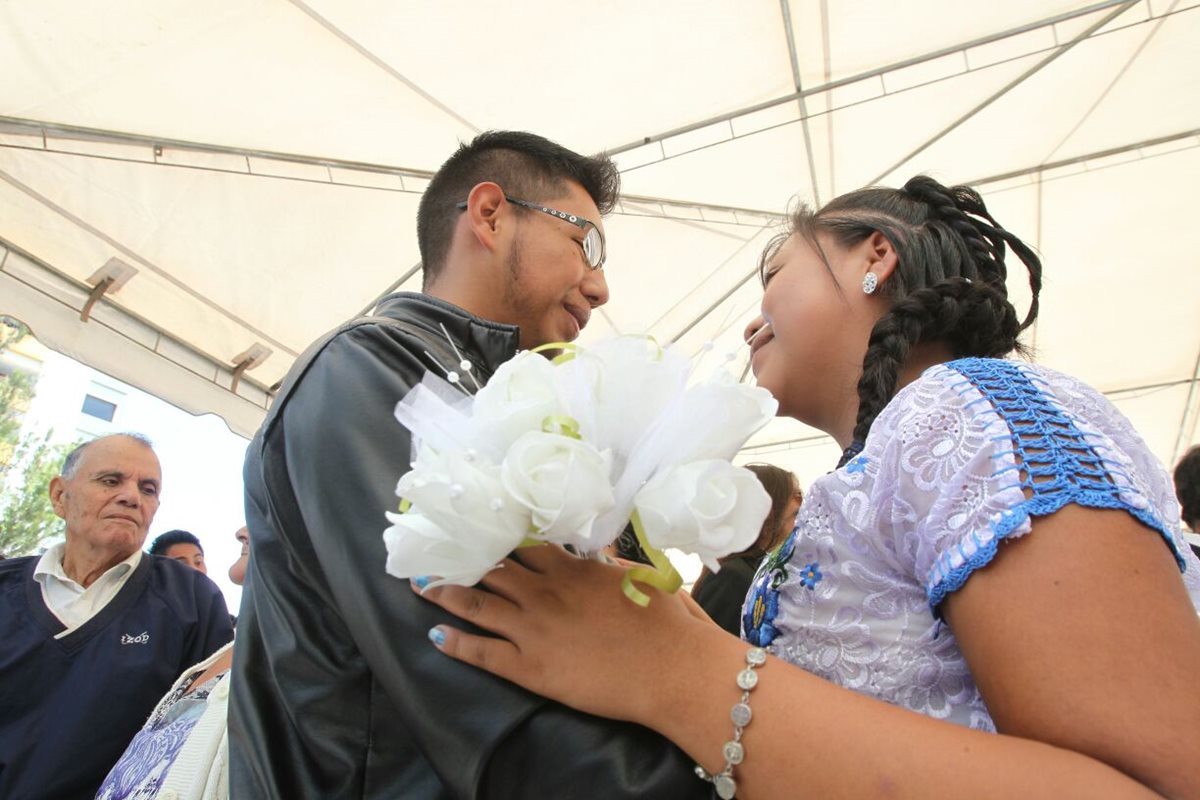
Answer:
[
  {"xmin": 148, "ymin": 528, "xmax": 207, "ymax": 573},
  {"xmin": 231, "ymin": 131, "xmax": 707, "ymax": 797},
  {"xmin": 0, "ymin": 433, "xmax": 233, "ymax": 800}
]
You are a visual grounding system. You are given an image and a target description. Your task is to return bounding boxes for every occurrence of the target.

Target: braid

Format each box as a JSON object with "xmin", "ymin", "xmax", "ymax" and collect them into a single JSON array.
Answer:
[
  {"xmin": 903, "ymin": 176, "xmax": 1008, "ymax": 301},
  {"xmin": 903, "ymin": 175, "xmax": 1043, "ymax": 330},
  {"xmin": 904, "ymin": 177, "xmax": 999, "ymax": 273},
  {"xmin": 851, "ymin": 278, "xmax": 1021, "ymax": 445},
  {"xmin": 799, "ymin": 174, "xmax": 1043, "ymax": 464}
]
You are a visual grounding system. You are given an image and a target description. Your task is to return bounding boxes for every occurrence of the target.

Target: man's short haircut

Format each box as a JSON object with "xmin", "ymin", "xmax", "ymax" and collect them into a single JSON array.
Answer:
[
  {"xmin": 416, "ymin": 130, "xmax": 621, "ymax": 286},
  {"xmin": 149, "ymin": 529, "xmax": 203, "ymax": 556},
  {"xmin": 1174, "ymin": 445, "xmax": 1200, "ymax": 530},
  {"xmin": 60, "ymin": 432, "xmax": 154, "ymax": 479}
]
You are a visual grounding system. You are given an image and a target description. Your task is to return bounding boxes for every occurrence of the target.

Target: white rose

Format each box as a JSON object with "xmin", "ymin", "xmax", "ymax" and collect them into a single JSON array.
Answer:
[
  {"xmin": 470, "ymin": 351, "xmax": 565, "ymax": 453},
  {"xmin": 567, "ymin": 337, "xmax": 691, "ymax": 455},
  {"xmin": 386, "ymin": 448, "xmax": 530, "ymax": 586},
  {"xmin": 501, "ymin": 431, "xmax": 615, "ymax": 551},
  {"xmin": 633, "ymin": 461, "xmax": 770, "ymax": 571},
  {"xmin": 650, "ymin": 378, "xmax": 778, "ymax": 465},
  {"xmin": 383, "ymin": 510, "xmax": 516, "ymax": 587}
]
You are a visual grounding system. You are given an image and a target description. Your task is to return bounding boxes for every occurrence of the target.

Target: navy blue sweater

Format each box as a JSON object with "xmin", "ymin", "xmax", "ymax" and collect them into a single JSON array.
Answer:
[{"xmin": 0, "ymin": 554, "xmax": 233, "ymax": 800}]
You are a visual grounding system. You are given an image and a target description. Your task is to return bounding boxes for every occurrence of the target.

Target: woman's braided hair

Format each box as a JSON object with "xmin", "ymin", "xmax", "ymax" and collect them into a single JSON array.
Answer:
[{"xmin": 765, "ymin": 176, "xmax": 1043, "ymax": 466}]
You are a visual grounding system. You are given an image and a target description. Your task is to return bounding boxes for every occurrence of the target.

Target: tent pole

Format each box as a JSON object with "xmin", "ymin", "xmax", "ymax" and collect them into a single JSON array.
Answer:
[
  {"xmin": 966, "ymin": 128, "xmax": 1200, "ymax": 187},
  {"xmin": 778, "ymin": 0, "xmax": 823, "ymax": 206},
  {"xmin": 1173, "ymin": 351, "xmax": 1200, "ymax": 464},
  {"xmin": 603, "ymin": 0, "xmax": 1133, "ymax": 157},
  {"xmin": 866, "ymin": 0, "xmax": 1139, "ymax": 185}
]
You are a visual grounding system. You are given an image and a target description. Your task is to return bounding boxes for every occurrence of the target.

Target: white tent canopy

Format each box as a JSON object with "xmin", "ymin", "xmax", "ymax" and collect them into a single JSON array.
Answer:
[{"xmin": 2, "ymin": 0, "xmax": 1198, "ymax": 487}]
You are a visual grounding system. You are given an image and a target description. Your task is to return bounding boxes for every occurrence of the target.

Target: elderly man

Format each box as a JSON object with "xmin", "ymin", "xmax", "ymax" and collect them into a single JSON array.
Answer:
[
  {"xmin": 231, "ymin": 131, "xmax": 707, "ymax": 797},
  {"xmin": 0, "ymin": 433, "xmax": 233, "ymax": 800}
]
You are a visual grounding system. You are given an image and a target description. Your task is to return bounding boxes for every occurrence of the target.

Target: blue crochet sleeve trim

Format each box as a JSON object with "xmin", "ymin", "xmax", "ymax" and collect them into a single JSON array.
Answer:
[{"xmin": 926, "ymin": 358, "xmax": 1186, "ymax": 611}]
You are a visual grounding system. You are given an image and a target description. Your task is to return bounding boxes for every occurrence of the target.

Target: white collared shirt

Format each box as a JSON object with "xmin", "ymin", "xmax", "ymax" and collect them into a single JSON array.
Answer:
[{"xmin": 33, "ymin": 542, "xmax": 143, "ymax": 637}]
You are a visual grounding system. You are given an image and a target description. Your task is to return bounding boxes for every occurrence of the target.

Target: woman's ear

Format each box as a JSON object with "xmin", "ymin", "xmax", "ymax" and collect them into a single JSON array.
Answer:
[{"xmin": 864, "ymin": 230, "xmax": 899, "ymax": 289}]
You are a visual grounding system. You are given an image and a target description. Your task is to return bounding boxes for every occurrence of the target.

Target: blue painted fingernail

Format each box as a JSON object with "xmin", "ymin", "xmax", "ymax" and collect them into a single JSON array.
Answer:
[
  {"xmin": 428, "ymin": 627, "xmax": 446, "ymax": 647},
  {"xmin": 413, "ymin": 576, "xmax": 431, "ymax": 589}
]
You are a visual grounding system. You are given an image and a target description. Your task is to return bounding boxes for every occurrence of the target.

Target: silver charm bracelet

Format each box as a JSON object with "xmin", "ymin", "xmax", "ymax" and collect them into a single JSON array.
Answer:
[{"xmin": 695, "ymin": 646, "xmax": 767, "ymax": 799}]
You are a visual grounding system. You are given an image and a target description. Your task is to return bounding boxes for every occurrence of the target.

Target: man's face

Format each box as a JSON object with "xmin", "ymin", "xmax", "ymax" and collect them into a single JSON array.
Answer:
[
  {"xmin": 49, "ymin": 437, "xmax": 161, "ymax": 560},
  {"xmin": 501, "ymin": 181, "xmax": 610, "ymax": 349},
  {"xmin": 163, "ymin": 542, "xmax": 206, "ymax": 574}
]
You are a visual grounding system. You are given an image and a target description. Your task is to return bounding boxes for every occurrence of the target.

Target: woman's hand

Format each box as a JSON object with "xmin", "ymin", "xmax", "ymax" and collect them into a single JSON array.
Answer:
[{"xmin": 413, "ymin": 543, "xmax": 725, "ymax": 726}]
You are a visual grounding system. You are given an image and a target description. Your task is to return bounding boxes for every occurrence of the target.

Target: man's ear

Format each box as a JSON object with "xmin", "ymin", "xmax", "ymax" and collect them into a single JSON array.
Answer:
[
  {"xmin": 463, "ymin": 182, "xmax": 509, "ymax": 253},
  {"xmin": 865, "ymin": 230, "xmax": 899, "ymax": 289},
  {"xmin": 48, "ymin": 476, "xmax": 66, "ymax": 520}
]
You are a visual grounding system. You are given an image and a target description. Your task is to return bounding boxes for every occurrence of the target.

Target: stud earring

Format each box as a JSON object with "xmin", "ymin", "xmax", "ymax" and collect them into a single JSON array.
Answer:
[{"xmin": 862, "ymin": 272, "xmax": 878, "ymax": 295}]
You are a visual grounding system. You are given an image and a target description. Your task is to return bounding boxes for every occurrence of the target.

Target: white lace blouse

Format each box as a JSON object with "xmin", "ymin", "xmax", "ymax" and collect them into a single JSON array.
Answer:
[{"xmin": 741, "ymin": 357, "xmax": 1200, "ymax": 731}]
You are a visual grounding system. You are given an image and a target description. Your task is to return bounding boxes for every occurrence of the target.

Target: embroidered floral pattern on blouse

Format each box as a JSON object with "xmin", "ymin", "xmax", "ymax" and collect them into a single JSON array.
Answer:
[
  {"xmin": 741, "ymin": 529, "xmax": 798, "ymax": 647},
  {"xmin": 798, "ymin": 562, "xmax": 823, "ymax": 589}
]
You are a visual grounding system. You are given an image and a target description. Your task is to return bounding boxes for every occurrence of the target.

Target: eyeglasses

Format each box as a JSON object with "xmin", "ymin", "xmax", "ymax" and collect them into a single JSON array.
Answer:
[{"xmin": 455, "ymin": 195, "xmax": 607, "ymax": 270}]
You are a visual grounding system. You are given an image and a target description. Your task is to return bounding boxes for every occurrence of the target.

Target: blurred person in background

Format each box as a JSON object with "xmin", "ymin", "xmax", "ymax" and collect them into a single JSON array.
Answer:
[
  {"xmin": 149, "ymin": 529, "xmax": 207, "ymax": 574},
  {"xmin": 1174, "ymin": 445, "xmax": 1200, "ymax": 559}
]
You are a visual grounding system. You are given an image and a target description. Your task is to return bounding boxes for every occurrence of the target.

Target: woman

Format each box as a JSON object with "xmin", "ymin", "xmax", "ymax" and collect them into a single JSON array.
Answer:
[
  {"xmin": 414, "ymin": 176, "xmax": 1200, "ymax": 798},
  {"xmin": 691, "ymin": 463, "xmax": 800, "ymax": 635},
  {"xmin": 97, "ymin": 526, "xmax": 250, "ymax": 800}
]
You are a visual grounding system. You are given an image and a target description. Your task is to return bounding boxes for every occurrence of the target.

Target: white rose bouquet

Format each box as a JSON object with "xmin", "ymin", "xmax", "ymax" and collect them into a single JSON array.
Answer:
[{"xmin": 383, "ymin": 336, "xmax": 777, "ymax": 605}]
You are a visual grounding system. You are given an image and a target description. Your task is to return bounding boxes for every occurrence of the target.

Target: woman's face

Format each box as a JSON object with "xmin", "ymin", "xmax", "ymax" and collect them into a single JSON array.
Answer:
[{"xmin": 744, "ymin": 231, "xmax": 884, "ymax": 439}]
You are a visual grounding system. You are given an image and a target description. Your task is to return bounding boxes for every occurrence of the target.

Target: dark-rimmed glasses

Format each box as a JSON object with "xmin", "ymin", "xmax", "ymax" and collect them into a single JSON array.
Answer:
[{"xmin": 455, "ymin": 195, "xmax": 607, "ymax": 270}]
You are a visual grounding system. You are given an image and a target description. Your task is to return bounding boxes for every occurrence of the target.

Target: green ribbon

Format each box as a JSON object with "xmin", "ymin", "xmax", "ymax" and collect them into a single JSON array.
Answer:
[
  {"xmin": 541, "ymin": 414, "xmax": 582, "ymax": 440},
  {"xmin": 531, "ymin": 340, "xmax": 584, "ymax": 440},
  {"xmin": 621, "ymin": 510, "xmax": 683, "ymax": 607},
  {"xmin": 529, "ymin": 341, "xmax": 578, "ymax": 365},
  {"xmin": 634, "ymin": 334, "xmax": 665, "ymax": 361}
]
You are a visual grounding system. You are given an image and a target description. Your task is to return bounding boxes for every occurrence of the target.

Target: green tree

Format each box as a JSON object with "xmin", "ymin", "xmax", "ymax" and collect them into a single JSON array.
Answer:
[{"xmin": 0, "ymin": 318, "xmax": 74, "ymax": 557}]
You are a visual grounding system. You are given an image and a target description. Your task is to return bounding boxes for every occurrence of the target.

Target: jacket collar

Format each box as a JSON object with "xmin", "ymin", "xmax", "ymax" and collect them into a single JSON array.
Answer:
[{"xmin": 372, "ymin": 293, "xmax": 521, "ymax": 375}]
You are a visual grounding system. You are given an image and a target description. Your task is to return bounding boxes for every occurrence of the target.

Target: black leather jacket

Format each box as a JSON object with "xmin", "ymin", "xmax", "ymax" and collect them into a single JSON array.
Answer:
[{"xmin": 230, "ymin": 293, "xmax": 707, "ymax": 799}]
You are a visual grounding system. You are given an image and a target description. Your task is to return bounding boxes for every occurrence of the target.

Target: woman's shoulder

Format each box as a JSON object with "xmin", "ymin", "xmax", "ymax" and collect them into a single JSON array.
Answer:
[
  {"xmin": 871, "ymin": 357, "xmax": 1191, "ymax": 569},
  {"xmin": 875, "ymin": 357, "xmax": 1118, "ymax": 437},
  {"xmin": 860, "ymin": 356, "xmax": 1154, "ymax": 506},
  {"xmin": 866, "ymin": 357, "xmax": 1012, "ymax": 456}
]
